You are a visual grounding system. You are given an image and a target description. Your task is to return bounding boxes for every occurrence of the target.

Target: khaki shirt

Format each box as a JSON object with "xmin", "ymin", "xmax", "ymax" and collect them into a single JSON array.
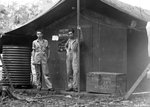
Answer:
[
  {"xmin": 66, "ymin": 38, "xmax": 78, "ymax": 57},
  {"xmin": 32, "ymin": 39, "xmax": 49, "ymax": 64}
]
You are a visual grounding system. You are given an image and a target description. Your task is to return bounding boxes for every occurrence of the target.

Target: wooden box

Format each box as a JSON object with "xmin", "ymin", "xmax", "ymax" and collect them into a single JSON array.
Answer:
[{"xmin": 86, "ymin": 72, "xmax": 126, "ymax": 95}]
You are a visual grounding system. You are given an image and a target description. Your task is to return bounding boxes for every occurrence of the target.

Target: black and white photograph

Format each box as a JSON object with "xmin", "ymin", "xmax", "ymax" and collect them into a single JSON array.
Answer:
[{"xmin": 0, "ymin": 0, "xmax": 150, "ymax": 106}]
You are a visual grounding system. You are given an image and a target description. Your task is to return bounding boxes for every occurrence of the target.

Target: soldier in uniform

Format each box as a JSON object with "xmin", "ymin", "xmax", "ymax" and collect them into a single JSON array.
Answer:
[
  {"xmin": 65, "ymin": 29, "xmax": 79, "ymax": 92},
  {"xmin": 32, "ymin": 30, "xmax": 54, "ymax": 91}
]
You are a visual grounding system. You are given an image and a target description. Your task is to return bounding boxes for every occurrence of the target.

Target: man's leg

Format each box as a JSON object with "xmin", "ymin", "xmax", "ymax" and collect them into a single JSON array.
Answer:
[
  {"xmin": 66, "ymin": 55, "xmax": 73, "ymax": 90},
  {"xmin": 34, "ymin": 64, "xmax": 41, "ymax": 89},
  {"xmin": 72, "ymin": 56, "xmax": 79, "ymax": 91},
  {"xmin": 41, "ymin": 63, "xmax": 52, "ymax": 89},
  {"xmin": 31, "ymin": 63, "xmax": 37, "ymax": 86}
]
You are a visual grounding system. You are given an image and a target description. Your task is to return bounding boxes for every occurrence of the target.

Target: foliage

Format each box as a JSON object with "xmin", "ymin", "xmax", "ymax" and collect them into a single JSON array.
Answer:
[{"xmin": 0, "ymin": 0, "xmax": 57, "ymax": 33}]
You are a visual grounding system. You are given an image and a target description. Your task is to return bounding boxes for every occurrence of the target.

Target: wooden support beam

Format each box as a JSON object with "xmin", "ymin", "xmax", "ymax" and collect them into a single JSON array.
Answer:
[
  {"xmin": 77, "ymin": 0, "xmax": 81, "ymax": 93},
  {"xmin": 124, "ymin": 63, "xmax": 150, "ymax": 99}
]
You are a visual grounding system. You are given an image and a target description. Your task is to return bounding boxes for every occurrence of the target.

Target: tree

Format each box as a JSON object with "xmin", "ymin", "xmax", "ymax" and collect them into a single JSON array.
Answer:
[{"xmin": 0, "ymin": 0, "xmax": 58, "ymax": 33}]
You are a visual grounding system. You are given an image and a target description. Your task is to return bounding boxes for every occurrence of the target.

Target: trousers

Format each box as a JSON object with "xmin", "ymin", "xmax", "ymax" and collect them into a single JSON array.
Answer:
[
  {"xmin": 66, "ymin": 52, "xmax": 79, "ymax": 89},
  {"xmin": 31, "ymin": 63, "xmax": 36, "ymax": 85},
  {"xmin": 34, "ymin": 63, "xmax": 52, "ymax": 89}
]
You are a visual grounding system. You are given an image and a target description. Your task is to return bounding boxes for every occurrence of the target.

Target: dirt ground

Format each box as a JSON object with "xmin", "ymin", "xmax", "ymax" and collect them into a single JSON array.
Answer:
[{"xmin": 0, "ymin": 90, "xmax": 150, "ymax": 107}]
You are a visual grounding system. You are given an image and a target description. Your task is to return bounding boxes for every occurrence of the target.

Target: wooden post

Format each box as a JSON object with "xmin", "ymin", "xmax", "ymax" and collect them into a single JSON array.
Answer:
[
  {"xmin": 77, "ymin": 0, "xmax": 80, "ymax": 93},
  {"xmin": 124, "ymin": 63, "xmax": 150, "ymax": 99}
]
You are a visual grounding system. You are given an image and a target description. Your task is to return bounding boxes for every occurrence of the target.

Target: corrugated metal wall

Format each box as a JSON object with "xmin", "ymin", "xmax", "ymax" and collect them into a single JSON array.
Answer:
[{"xmin": 2, "ymin": 35, "xmax": 32, "ymax": 87}]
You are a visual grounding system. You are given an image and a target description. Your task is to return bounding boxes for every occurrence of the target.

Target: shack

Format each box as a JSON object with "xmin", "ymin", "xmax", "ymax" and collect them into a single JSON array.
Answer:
[{"xmin": 3, "ymin": 0, "xmax": 150, "ymax": 93}]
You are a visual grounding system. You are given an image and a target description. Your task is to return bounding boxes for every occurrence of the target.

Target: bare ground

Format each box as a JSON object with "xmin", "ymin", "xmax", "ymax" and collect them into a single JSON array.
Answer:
[{"xmin": 0, "ymin": 89, "xmax": 150, "ymax": 107}]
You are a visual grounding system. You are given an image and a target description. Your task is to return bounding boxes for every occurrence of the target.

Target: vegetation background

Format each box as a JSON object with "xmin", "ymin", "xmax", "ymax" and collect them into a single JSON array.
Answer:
[{"xmin": 0, "ymin": 0, "xmax": 59, "ymax": 33}]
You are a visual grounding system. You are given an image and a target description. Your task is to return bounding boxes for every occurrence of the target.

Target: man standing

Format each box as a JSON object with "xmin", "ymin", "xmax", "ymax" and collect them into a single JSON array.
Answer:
[
  {"xmin": 32, "ymin": 30, "xmax": 54, "ymax": 91},
  {"xmin": 65, "ymin": 29, "xmax": 79, "ymax": 92}
]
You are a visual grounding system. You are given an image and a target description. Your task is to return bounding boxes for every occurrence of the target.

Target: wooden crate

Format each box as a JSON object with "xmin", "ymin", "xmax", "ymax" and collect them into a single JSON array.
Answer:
[{"xmin": 86, "ymin": 72, "xmax": 126, "ymax": 95}]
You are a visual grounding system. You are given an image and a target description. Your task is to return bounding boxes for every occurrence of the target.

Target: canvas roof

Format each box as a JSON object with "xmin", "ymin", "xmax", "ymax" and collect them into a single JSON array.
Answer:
[{"xmin": 6, "ymin": 0, "xmax": 150, "ymax": 36}]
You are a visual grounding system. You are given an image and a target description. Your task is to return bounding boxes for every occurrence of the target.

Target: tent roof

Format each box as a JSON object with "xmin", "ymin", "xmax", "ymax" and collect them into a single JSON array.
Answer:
[
  {"xmin": 6, "ymin": 0, "xmax": 150, "ymax": 36},
  {"xmin": 101, "ymin": 0, "xmax": 150, "ymax": 22}
]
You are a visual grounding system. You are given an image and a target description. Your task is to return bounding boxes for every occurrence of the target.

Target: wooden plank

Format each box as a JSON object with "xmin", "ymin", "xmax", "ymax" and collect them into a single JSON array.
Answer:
[{"xmin": 124, "ymin": 63, "xmax": 150, "ymax": 99}]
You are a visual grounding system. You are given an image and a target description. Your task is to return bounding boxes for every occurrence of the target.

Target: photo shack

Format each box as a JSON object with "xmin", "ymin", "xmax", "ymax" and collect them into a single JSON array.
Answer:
[{"xmin": 2, "ymin": 0, "xmax": 150, "ymax": 97}]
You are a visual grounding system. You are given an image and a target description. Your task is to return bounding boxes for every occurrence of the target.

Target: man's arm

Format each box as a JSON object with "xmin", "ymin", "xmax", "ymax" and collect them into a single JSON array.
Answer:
[
  {"xmin": 77, "ymin": 26, "xmax": 83, "ymax": 42},
  {"xmin": 65, "ymin": 39, "xmax": 70, "ymax": 53},
  {"xmin": 65, "ymin": 39, "xmax": 69, "ymax": 50},
  {"xmin": 32, "ymin": 41, "xmax": 36, "ymax": 63},
  {"xmin": 46, "ymin": 40, "xmax": 50, "ymax": 59},
  {"xmin": 47, "ymin": 46, "xmax": 50, "ymax": 59}
]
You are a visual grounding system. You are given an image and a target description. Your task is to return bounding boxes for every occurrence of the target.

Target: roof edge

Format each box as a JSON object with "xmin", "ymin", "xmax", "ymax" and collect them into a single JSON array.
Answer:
[
  {"xmin": 100, "ymin": 0, "xmax": 150, "ymax": 22},
  {"xmin": 5, "ymin": 0, "xmax": 65, "ymax": 34}
]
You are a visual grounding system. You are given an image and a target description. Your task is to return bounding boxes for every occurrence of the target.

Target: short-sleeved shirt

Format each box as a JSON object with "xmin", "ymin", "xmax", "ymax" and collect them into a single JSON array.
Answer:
[
  {"xmin": 66, "ymin": 38, "xmax": 78, "ymax": 57},
  {"xmin": 32, "ymin": 39, "xmax": 49, "ymax": 64}
]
